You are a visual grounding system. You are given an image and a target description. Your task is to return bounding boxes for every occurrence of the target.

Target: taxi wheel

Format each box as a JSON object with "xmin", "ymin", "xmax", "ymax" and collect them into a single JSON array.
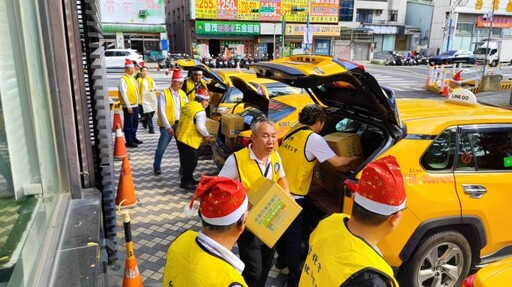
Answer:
[{"xmin": 399, "ymin": 230, "xmax": 471, "ymax": 287}]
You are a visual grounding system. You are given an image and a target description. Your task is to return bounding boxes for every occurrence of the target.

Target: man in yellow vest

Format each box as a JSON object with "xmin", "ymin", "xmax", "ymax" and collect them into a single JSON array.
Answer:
[
  {"xmin": 118, "ymin": 58, "xmax": 142, "ymax": 148},
  {"xmin": 276, "ymin": 104, "xmax": 359, "ymax": 287},
  {"xmin": 153, "ymin": 69, "xmax": 189, "ymax": 175},
  {"xmin": 163, "ymin": 176, "xmax": 249, "ymax": 287},
  {"xmin": 176, "ymin": 87, "xmax": 212, "ymax": 190},
  {"xmin": 218, "ymin": 117, "xmax": 290, "ymax": 287},
  {"xmin": 299, "ymin": 155, "xmax": 406, "ymax": 287},
  {"xmin": 182, "ymin": 70, "xmax": 209, "ymax": 101}
]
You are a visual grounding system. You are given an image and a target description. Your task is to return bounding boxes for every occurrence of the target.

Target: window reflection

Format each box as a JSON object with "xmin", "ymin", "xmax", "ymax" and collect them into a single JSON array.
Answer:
[{"xmin": 0, "ymin": 94, "xmax": 13, "ymax": 198}]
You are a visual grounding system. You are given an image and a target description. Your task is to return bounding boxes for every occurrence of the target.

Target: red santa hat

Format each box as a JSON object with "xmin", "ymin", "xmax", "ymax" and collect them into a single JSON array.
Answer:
[
  {"xmin": 196, "ymin": 87, "xmax": 210, "ymax": 101},
  {"xmin": 184, "ymin": 176, "xmax": 248, "ymax": 226},
  {"xmin": 171, "ymin": 69, "xmax": 184, "ymax": 82},
  {"xmin": 125, "ymin": 59, "xmax": 134, "ymax": 68},
  {"xmin": 453, "ymin": 70, "xmax": 462, "ymax": 82},
  {"xmin": 137, "ymin": 60, "xmax": 145, "ymax": 68},
  {"xmin": 345, "ymin": 155, "xmax": 406, "ymax": 216}
]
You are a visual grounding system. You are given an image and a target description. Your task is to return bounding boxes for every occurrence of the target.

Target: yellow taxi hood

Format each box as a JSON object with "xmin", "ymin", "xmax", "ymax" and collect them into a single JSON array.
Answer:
[
  {"xmin": 250, "ymin": 55, "xmax": 402, "ymax": 138},
  {"xmin": 175, "ymin": 58, "xmax": 227, "ymax": 90}
]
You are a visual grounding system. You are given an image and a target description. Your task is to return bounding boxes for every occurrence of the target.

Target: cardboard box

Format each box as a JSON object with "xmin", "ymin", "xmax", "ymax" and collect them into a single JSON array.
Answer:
[
  {"xmin": 313, "ymin": 163, "xmax": 349, "ymax": 203},
  {"xmin": 205, "ymin": 118, "xmax": 220, "ymax": 142},
  {"xmin": 221, "ymin": 114, "xmax": 244, "ymax": 138},
  {"xmin": 246, "ymin": 177, "xmax": 302, "ymax": 248},
  {"xmin": 323, "ymin": 132, "xmax": 363, "ymax": 172}
]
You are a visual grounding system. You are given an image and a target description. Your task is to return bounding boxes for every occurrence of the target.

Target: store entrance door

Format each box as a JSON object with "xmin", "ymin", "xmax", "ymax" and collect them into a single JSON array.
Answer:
[{"xmin": 209, "ymin": 39, "xmax": 220, "ymax": 58}]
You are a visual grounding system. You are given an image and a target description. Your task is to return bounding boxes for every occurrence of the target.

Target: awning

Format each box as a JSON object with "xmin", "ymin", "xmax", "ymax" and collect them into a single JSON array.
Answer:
[{"xmin": 102, "ymin": 24, "xmax": 166, "ymax": 33}]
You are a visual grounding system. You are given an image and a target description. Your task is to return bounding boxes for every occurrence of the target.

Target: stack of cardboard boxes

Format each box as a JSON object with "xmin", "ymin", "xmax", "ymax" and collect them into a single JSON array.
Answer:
[
  {"xmin": 310, "ymin": 132, "xmax": 362, "ymax": 213},
  {"xmin": 221, "ymin": 114, "xmax": 244, "ymax": 149}
]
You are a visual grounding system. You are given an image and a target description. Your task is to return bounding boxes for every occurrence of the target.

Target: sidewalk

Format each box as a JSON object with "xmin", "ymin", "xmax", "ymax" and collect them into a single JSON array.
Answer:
[{"xmin": 107, "ymin": 125, "xmax": 289, "ymax": 287}]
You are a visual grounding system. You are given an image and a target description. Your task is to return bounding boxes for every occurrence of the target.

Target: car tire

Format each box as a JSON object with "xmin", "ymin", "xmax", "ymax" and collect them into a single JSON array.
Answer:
[{"xmin": 398, "ymin": 230, "xmax": 472, "ymax": 287}]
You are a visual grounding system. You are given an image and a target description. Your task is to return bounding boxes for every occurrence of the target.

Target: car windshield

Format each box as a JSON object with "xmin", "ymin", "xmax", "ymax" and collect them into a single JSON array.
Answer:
[
  {"xmin": 441, "ymin": 50, "xmax": 457, "ymax": 56},
  {"xmin": 239, "ymin": 100, "xmax": 297, "ymax": 124}
]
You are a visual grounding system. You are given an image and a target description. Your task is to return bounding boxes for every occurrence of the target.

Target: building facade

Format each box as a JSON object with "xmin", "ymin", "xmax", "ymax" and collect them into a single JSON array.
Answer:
[
  {"xmin": 100, "ymin": 0, "xmax": 168, "ymax": 60},
  {"xmin": 0, "ymin": 0, "xmax": 114, "ymax": 285}
]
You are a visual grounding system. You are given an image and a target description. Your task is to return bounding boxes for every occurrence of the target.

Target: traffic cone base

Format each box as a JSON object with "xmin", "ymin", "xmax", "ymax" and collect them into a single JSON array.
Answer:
[
  {"xmin": 116, "ymin": 157, "xmax": 137, "ymax": 207},
  {"xmin": 441, "ymin": 85, "xmax": 449, "ymax": 97},
  {"xmin": 122, "ymin": 256, "xmax": 143, "ymax": 287},
  {"xmin": 114, "ymin": 124, "xmax": 128, "ymax": 161}
]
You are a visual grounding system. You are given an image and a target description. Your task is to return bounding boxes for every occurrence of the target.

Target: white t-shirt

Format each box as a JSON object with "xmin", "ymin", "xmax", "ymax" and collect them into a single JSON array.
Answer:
[{"xmin": 305, "ymin": 133, "xmax": 336, "ymax": 163}]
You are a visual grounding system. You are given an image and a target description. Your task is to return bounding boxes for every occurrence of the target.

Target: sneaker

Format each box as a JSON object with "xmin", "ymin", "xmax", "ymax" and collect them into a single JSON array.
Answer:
[
  {"xmin": 180, "ymin": 183, "xmax": 197, "ymax": 190},
  {"xmin": 126, "ymin": 142, "xmax": 138, "ymax": 148},
  {"xmin": 154, "ymin": 168, "xmax": 161, "ymax": 175},
  {"xmin": 134, "ymin": 139, "xmax": 144, "ymax": 144},
  {"xmin": 148, "ymin": 130, "xmax": 155, "ymax": 134},
  {"xmin": 192, "ymin": 179, "xmax": 200, "ymax": 184},
  {"xmin": 275, "ymin": 257, "xmax": 287, "ymax": 269}
]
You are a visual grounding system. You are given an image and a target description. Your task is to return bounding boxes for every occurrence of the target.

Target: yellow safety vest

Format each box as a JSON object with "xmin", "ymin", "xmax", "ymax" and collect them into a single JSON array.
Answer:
[
  {"xmin": 183, "ymin": 78, "xmax": 209, "ymax": 102},
  {"xmin": 119, "ymin": 74, "xmax": 139, "ymax": 106},
  {"xmin": 234, "ymin": 148, "xmax": 281, "ymax": 191},
  {"xmin": 162, "ymin": 230, "xmax": 248, "ymax": 287},
  {"xmin": 299, "ymin": 214, "xmax": 399, "ymax": 287},
  {"xmin": 137, "ymin": 76, "xmax": 155, "ymax": 103},
  {"xmin": 157, "ymin": 88, "xmax": 188, "ymax": 127},
  {"xmin": 278, "ymin": 126, "xmax": 316, "ymax": 196},
  {"xmin": 176, "ymin": 101, "xmax": 204, "ymax": 149}
]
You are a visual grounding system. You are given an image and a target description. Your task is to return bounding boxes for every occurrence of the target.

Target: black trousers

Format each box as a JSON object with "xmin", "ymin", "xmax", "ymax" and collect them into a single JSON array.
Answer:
[
  {"xmin": 237, "ymin": 230, "xmax": 275, "ymax": 287},
  {"xmin": 122, "ymin": 106, "xmax": 139, "ymax": 144},
  {"xmin": 176, "ymin": 140, "xmax": 198, "ymax": 185},
  {"xmin": 143, "ymin": 111, "xmax": 155, "ymax": 132},
  {"xmin": 275, "ymin": 198, "xmax": 304, "ymax": 287}
]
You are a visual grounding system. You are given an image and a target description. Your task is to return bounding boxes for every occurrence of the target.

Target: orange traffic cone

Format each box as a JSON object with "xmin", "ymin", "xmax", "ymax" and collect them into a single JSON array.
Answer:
[
  {"xmin": 114, "ymin": 124, "xmax": 128, "ymax": 161},
  {"xmin": 122, "ymin": 250, "xmax": 143, "ymax": 287},
  {"xmin": 441, "ymin": 85, "xmax": 449, "ymax": 97},
  {"xmin": 113, "ymin": 105, "xmax": 123, "ymax": 132},
  {"xmin": 118, "ymin": 204, "xmax": 143, "ymax": 287},
  {"xmin": 116, "ymin": 157, "xmax": 137, "ymax": 207}
]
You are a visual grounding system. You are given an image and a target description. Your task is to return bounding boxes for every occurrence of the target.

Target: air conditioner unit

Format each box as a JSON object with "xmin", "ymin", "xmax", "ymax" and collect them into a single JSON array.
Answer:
[{"xmin": 375, "ymin": 10, "xmax": 383, "ymax": 16}]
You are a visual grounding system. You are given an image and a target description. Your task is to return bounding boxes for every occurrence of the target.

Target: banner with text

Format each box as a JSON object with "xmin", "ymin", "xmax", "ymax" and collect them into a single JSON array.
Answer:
[
  {"xmin": 285, "ymin": 24, "xmax": 341, "ymax": 36},
  {"xmin": 195, "ymin": 0, "xmax": 338, "ymax": 23},
  {"xmin": 196, "ymin": 20, "xmax": 261, "ymax": 35}
]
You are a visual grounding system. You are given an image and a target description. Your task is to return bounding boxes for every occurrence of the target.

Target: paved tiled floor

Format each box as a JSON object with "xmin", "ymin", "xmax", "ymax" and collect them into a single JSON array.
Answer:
[{"xmin": 108, "ymin": 122, "xmax": 289, "ymax": 286}]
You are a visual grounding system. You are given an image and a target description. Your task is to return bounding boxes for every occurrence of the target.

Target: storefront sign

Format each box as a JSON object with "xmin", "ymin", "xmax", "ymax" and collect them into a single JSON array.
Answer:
[
  {"xmin": 195, "ymin": 0, "xmax": 338, "ymax": 23},
  {"xmin": 285, "ymin": 24, "xmax": 341, "ymax": 36},
  {"xmin": 314, "ymin": 39, "xmax": 330, "ymax": 55},
  {"xmin": 477, "ymin": 16, "xmax": 512, "ymax": 28},
  {"xmin": 196, "ymin": 21, "xmax": 261, "ymax": 35}
]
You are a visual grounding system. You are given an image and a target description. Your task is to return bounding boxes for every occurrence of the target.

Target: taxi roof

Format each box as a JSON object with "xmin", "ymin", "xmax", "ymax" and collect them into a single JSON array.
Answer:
[{"xmin": 397, "ymin": 98, "xmax": 512, "ymax": 135}]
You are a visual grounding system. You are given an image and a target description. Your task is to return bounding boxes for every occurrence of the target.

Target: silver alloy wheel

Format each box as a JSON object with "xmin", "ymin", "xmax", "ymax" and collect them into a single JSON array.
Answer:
[{"xmin": 416, "ymin": 242, "xmax": 464, "ymax": 287}]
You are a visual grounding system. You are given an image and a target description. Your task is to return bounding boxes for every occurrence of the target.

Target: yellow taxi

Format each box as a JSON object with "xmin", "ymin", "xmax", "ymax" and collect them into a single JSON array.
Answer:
[
  {"xmin": 463, "ymin": 257, "xmax": 512, "ymax": 287},
  {"xmin": 175, "ymin": 58, "xmax": 304, "ymax": 121},
  {"xmin": 249, "ymin": 55, "xmax": 512, "ymax": 287}
]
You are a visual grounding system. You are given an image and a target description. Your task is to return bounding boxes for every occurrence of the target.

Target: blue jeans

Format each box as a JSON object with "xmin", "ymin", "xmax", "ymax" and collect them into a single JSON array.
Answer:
[{"xmin": 153, "ymin": 123, "xmax": 178, "ymax": 170}]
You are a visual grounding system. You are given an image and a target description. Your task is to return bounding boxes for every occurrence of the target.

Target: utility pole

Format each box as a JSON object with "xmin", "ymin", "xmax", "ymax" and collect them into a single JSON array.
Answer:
[
  {"xmin": 482, "ymin": 0, "xmax": 497, "ymax": 77},
  {"xmin": 281, "ymin": 6, "xmax": 306, "ymax": 57}
]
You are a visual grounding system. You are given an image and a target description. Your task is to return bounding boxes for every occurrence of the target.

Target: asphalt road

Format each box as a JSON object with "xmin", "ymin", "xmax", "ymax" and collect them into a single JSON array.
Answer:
[{"xmin": 106, "ymin": 62, "xmax": 512, "ymax": 107}]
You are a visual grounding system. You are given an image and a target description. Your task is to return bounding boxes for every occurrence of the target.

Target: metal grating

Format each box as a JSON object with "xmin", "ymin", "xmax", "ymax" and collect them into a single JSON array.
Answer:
[{"xmin": 75, "ymin": 0, "xmax": 118, "ymax": 262}]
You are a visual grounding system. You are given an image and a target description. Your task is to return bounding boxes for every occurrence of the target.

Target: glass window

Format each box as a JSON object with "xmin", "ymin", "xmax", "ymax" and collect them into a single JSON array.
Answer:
[
  {"xmin": 457, "ymin": 128, "xmax": 512, "ymax": 171},
  {"xmin": 421, "ymin": 128, "xmax": 456, "ymax": 171},
  {"xmin": 0, "ymin": 0, "xmax": 63, "ymax": 284},
  {"xmin": 339, "ymin": 0, "xmax": 354, "ymax": 22}
]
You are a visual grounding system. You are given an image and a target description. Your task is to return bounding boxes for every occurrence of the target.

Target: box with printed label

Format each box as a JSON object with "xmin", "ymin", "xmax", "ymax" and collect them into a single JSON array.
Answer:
[
  {"xmin": 246, "ymin": 177, "xmax": 302, "ymax": 248},
  {"xmin": 323, "ymin": 132, "xmax": 362, "ymax": 172},
  {"xmin": 205, "ymin": 118, "xmax": 220, "ymax": 142},
  {"xmin": 221, "ymin": 114, "xmax": 244, "ymax": 138}
]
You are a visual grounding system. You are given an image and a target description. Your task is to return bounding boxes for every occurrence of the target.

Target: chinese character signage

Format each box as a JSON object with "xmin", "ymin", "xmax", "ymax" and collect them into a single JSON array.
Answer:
[
  {"xmin": 196, "ymin": 20, "xmax": 261, "ymax": 35},
  {"xmin": 195, "ymin": 0, "xmax": 338, "ymax": 23},
  {"xmin": 314, "ymin": 39, "xmax": 330, "ymax": 55},
  {"xmin": 101, "ymin": 0, "xmax": 165, "ymax": 24},
  {"xmin": 477, "ymin": 16, "xmax": 512, "ymax": 28},
  {"xmin": 286, "ymin": 24, "xmax": 341, "ymax": 36}
]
